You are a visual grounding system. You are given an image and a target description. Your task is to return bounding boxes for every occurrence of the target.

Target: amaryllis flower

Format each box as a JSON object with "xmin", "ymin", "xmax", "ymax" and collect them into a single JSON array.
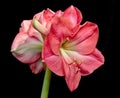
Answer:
[
  {"xmin": 11, "ymin": 20, "xmax": 44, "ymax": 74},
  {"xmin": 43, "ymin": 5, "xmax": 105, "ymax": 91},
  {"xmin": 11, "ymin": 8, "xmax": 62, "ymax": 74}
]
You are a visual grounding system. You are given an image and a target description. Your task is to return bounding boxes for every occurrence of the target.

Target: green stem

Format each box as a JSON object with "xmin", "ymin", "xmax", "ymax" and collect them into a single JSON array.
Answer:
[{"xmin": 40, "ymin": 66, "xmax": 52, "ymax": 98}]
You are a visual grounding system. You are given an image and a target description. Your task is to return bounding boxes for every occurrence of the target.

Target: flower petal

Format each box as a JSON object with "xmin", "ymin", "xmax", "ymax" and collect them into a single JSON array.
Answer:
[
  {"xmin": 34, "ymin": 9, "xmax": 54, "ymax": 26},
  {"xmin": 19, "ymin": 20, "xmax": 44, "ymax": 43},
  {"xmin": 44, "ymin": 55, "xmax": 64, "ymax": 76},
  {"xmin": 48, "ymin": 32, "xmax": 61, "ymax": 55},
  {"xmin": 61, "ymin": 5, "xmax": 83, "ymax": 29},
  {"xmin": 48, "ymin": 19, "xmax": 72, "ymax": 55},
  {"xmin": 80, "ymin": 49, "xmax": 105, "ymax": 76},
  {"xmin": 42, "ymin": 36, "xmax": 64, "ymax": 76},
  {"xmin": 19, "ymin": 20, "xmax": 32, "ymax": 33},
  {"xmin": 63, "ymin": 59, "xmax": 81, "ymax": 91},
  {"xmin": 62, "ymin": 49, "xmax": 104, "ymax": 76},
  {"xmin": 30, "ymin": 60, "xmax": 44, "ymax": 74},
  {"xmin": 11, "ymin": 33, "xmax": 42, "ymax": 64},
  {"xmin": 65, "ymin": 21, "xmax": 99, "ymax": 54}
]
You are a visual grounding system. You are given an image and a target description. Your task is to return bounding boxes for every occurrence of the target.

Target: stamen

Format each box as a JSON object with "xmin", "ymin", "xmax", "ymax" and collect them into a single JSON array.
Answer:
[{"xmin": 73, "ymin": 57, "xmax": 82, "ymax": 65}]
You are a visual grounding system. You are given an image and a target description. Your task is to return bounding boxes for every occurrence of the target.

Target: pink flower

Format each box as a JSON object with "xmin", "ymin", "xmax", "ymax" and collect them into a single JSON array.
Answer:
[
  {"xmin": 11, "ymin": 5, "xmax": 104, "ymax": 92},
  {"xmin": 43, "ymin": 5, "xmax": 104, "ymax": 91},
  {"xmin": 11, "ymin": 8, "xmax": 62, "ymax": 74},
  {"xmin": 11, "ymin": 20, "xmax": 44, "ymax": 74}
]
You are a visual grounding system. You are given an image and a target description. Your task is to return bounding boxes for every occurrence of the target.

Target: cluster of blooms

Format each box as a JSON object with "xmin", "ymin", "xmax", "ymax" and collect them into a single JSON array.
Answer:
[{"xmin": 11, "ymin": 5, "xmax": 104, "ymax": 91}]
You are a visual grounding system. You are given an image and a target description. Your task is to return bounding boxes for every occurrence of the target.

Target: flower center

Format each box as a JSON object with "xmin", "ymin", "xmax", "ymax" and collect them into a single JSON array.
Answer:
[
  {"xmin": 60, "ymin": 38, "xmax": 76, "ymax": 64},
  {"xmin": 60, "ymin": 38, "xmax": 82, "ymax": 66},
  {"xmin": 60, "ymin": 38, "xmax": 72, "ymax": 63},
  {"xmin": 60, "ymin": 38, "xmax": 69, "ymax": 49}
]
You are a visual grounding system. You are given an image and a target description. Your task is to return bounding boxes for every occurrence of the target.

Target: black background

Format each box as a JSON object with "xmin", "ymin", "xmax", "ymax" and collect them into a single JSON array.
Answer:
[{"xmin": 0, "ymin": 0, "xmax": 117, "ymax": 98}]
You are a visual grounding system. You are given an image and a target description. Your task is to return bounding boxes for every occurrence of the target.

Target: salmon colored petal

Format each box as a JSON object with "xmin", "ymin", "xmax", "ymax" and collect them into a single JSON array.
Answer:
[
  {"xmin": 46, "ymin": 10, "xmax": 63, "ymax": 30},
  {"xmin": 30, "ymin": 60, "xmax": 44, "ymax": 74},
  {"xmin": 42, "ymin": 8, "xmax": 55, "ymax": 26},
  {"xmin": 63, "ymin": 59, "xmax": 81, "ymax": 91},
  {"xmin": 65, "ymin": 21, "xmax": 99, "ymax": 54},
  {"xmin": 61, "ymin": 5, "xmax": 83, "ymax": 29},
  {"xmin": 42, "ymin": 36, "xmax": 53, "ymax": 59},
  {"xmin": 48, "ymin": 33, "xmax": 60, "ymax": 55},
  {"xmin": 48, "ymin": 20, "xmax": 73, "ymax": 55},
  {"xmin": 65, "ymin": 70, "xmax": 81, "ymax": 92},
  {"xmin": 80, "ymin": 49, "xmax": 105, "ymax": 76},
  {"xmin": 43, "ymin": 36, "xmax": 64, "ymax": 76},
  {"xmin": 44, "ymin": 55, "xmax": 64, "ymax": 76},
  {"xmin": 11, "ymin": 33, "xmax": 42, "ymax": 64},
  {"xmin": 50, "ymin": 17, "xmax": 72, "ymax": 38}
]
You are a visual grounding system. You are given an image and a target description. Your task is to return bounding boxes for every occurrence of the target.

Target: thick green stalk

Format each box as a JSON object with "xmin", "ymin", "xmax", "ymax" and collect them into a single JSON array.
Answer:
[{"xmin": 40, "ymin": 66, "xmax": 52, "ymax": 98}]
